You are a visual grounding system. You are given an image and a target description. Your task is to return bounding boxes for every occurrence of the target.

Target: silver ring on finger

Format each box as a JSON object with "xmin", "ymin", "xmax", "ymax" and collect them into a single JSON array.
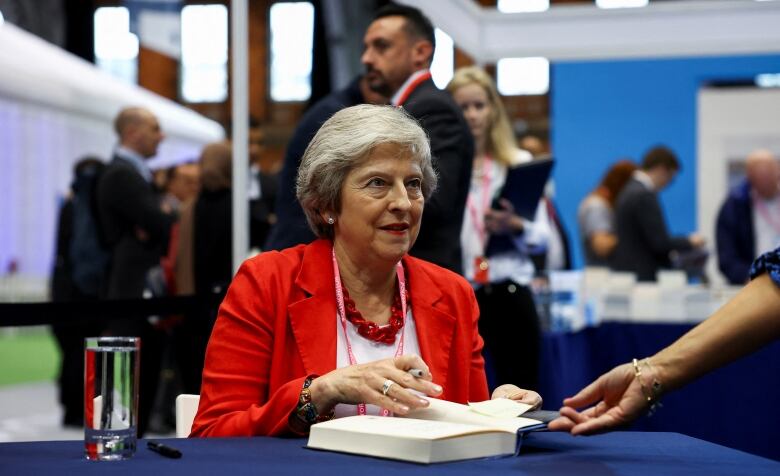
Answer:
[{"xmin": 381, "ymin": 379, "xmax": 396, "ymax": 396}]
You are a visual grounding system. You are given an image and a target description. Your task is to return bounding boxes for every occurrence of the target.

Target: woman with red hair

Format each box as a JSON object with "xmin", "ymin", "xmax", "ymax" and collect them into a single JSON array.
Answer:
[{"xmin": 577, "ymin": 160, "xmax": 637, "ymax": 266}]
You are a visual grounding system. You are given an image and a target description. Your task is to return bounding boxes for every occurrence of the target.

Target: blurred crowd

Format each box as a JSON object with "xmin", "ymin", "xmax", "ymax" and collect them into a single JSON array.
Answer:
[{"xmin": 51, "ymin": 108, "xmax": 279, "ymax": 433}]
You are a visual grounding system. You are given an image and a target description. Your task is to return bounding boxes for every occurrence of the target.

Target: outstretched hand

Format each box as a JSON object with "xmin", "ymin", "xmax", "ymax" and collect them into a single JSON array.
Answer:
[{"xmin": 547, "ymin": 363, "xmax": 651, "ymax": 435}]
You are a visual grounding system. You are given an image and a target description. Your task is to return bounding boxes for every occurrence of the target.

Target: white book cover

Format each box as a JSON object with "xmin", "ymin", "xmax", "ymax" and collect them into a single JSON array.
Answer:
[{"xmin": 307, "ymin": 398, "xmax": 544, "ymax": 464}]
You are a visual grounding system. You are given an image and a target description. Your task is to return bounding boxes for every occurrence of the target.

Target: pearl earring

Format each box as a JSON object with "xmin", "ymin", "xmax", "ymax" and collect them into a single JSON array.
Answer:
[{"xmin": 327, "ymin": 217, "xmax": 335, "ymax": 225}]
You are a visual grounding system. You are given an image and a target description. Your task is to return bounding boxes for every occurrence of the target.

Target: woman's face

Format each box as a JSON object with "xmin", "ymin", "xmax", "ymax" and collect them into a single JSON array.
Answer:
[
  {"xmin": 453, "ymin": 82, "xmax": 492, "ymax": 144},
  {"xmin": 331, "ymin": 143, "xmax": 424, "ymax": 265}
]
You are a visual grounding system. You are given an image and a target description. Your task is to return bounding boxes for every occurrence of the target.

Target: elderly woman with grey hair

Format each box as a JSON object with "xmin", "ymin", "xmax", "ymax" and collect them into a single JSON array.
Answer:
[{"xmin": 191, "ymin": 105, "xmax": 539, "ymax": 438}]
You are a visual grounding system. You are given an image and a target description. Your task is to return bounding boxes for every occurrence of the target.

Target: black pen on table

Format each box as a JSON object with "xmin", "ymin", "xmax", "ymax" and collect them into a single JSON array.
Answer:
[{"xmin": 147, "ymin": 440, "xmax": 183, "ymax": 459}]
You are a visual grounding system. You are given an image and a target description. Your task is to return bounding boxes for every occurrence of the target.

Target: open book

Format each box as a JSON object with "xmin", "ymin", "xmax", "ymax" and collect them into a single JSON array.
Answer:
[{"xmin": 307, "ymin": 398, "xmax": 545, "ymax": 464}]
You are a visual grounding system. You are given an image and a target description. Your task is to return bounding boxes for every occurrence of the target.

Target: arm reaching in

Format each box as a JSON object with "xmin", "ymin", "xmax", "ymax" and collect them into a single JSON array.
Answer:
[
  {"xmin": 547, "ymin": 362, "xmax": 645, "ymax": 434},
  {"xmin": 550, "ymin": 272, "xmax": 780, "ymax": 435}
]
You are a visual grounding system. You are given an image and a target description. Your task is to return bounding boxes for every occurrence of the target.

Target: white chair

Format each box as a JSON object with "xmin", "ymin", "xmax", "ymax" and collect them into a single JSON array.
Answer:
[{"xmin": 175, "ymin": 394, "xmax": 201, "ymax": 438}]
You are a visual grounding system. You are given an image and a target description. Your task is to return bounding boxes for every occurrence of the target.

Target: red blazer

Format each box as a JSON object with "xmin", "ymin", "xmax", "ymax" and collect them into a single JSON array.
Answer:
[{"xmin": 190, "ymin": 239, "xmax": 489, "ymax": 437}]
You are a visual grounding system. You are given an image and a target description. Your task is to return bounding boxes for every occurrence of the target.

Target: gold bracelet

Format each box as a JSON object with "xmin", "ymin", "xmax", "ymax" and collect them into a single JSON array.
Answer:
[{"xmin": 632, "ymin": 358, "xmax": 663, "ymax": 416}]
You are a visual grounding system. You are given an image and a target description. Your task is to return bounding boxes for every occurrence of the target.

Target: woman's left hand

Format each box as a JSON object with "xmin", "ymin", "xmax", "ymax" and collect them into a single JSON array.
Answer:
[
  {"xmin": 491, "ymin": 384, "xmax": 542, "ymax": 410},
  {"xmin": 484, "ymin": 199, "xmax": 524, "ymax": 235}
]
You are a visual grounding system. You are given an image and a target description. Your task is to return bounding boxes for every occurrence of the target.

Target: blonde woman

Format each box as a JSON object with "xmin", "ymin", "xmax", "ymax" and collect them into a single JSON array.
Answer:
[{"xmin": 447, "ymin": 67, "xmax": 550, "ymax": 391}]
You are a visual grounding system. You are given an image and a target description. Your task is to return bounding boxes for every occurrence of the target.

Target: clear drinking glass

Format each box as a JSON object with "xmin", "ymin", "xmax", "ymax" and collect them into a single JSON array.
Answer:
[{"xmin": 84, "ymin": 337, "xmax": 140, "ymax": 461}]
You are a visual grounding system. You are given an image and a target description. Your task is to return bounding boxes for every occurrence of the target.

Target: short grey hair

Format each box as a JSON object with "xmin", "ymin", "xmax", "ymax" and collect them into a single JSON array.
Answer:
[{"xmin": 296, "ymin": 104, "xmax": 437, "ymax": 239}]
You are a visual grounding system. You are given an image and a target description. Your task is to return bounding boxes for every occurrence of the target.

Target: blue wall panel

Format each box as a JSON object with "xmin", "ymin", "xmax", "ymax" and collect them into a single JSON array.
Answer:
[{"xmin": 551, "ymin": 54, "xmax": 780, "ymax": 268}]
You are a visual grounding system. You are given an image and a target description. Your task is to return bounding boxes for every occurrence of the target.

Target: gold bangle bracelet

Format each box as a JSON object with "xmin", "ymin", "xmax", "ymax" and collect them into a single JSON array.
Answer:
[{"xmin": 632, "ymin": 358, "xmax": 663, "ymax": 416}]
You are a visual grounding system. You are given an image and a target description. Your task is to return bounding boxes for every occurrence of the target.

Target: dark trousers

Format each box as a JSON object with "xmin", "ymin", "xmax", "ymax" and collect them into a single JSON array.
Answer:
[
  {"xmin": 173, "ymin": 308, "xmax": 214, "ymax": 395},
  {"xmin": 52, "ymin": 317, "xmax": 104, "ymax": 426},
  {"xmin": 475, "ymin": 281, "xmax": 541, "ymax": 391}
]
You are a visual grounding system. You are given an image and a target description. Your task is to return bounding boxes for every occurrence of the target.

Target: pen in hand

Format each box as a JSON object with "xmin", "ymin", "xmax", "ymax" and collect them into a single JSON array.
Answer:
[
  {"xmin": 147, "ymin": 441, "xmax": 182, "ymax": 459},
  {"xmin": 408, "ymin": 368, "xmax": 425, "ymax": 378}
]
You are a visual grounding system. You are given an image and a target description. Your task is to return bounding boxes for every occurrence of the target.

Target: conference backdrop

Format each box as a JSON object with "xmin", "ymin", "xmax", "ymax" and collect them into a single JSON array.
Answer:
[{"xmin": 552, "ymin": 53, "xmax": 780, "ymax": 269}]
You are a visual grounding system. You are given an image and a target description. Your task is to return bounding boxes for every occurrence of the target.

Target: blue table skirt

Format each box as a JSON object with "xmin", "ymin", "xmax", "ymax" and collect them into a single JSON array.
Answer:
[
  {"xmin": 1, "ymin": 432, "xmax": 778, "ymax": 475},
  {"xmin": 536, "ymin": 322, "xmax": 780, "ymax": 461}
]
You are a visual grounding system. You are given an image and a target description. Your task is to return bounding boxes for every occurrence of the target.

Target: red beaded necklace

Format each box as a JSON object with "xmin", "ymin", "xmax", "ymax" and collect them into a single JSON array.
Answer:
[{"xmin": 341, "ymin": 284, "xmax": 410, "ymax": 345}]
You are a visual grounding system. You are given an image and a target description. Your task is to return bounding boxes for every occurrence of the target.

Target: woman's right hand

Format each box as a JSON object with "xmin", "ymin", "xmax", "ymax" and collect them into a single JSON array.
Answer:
[
  {"xmin": 547, "ymin": 363, "xmax": 651, "ymax": 435},
  {"xmin": 308, "ymin": 354, "xmax": 443, "ymax": 415},
  {"xmin": 484, "ymin": 198, "xmax": 524, "ymax": 235}
]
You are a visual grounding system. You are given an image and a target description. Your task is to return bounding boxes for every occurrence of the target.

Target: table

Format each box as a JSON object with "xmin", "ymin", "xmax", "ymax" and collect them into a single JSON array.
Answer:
[
  {"xmin": 536, "ymin": 322, "xmax": 780, "ymax": 461},
  {"xmin": 1, "ymin": 432, "xmax": 779, "ymax": 475}
]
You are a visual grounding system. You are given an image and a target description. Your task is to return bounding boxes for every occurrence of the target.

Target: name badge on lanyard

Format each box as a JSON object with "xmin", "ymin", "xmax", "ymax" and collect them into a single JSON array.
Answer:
[{"xmin": 467, "ymin": 156, "xmax": 494, "ymax": 284}]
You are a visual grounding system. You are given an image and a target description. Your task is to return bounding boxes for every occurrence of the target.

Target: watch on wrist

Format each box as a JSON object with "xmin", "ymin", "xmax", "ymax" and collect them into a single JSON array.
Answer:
[{"xmin": 294, "ymin": 375, "xmax": 335, "ymax": 427}]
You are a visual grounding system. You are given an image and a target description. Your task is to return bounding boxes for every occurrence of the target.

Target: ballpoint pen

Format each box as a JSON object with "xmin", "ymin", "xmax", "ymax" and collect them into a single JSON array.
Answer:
[{"xmin": 408, "ymin": 368, "xmax": 425, "ymax": 378}]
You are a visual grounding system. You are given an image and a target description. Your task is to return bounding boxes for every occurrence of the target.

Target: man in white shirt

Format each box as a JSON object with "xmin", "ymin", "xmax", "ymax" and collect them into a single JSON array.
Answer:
[{"xmin": 717, "ymin": 149, "xmax": 780, "ymax": 284}]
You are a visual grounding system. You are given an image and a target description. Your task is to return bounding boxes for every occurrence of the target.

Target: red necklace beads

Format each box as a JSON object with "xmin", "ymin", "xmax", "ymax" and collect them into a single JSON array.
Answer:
[{"xmin": 341, "ymin": 285, "xmax": 409, "ymax": 345}]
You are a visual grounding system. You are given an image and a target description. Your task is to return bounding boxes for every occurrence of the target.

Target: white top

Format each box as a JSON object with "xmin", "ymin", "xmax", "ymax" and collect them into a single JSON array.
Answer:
[
  {"xmin": 752, "ymin": 193, "xmax": 780, "ymax": 257},
  {"xmin": 334, "ymin": 308, "xmax": 421, "ymax": 418},
  {"xmin": 460, "ymin": 150, "xmax": 550, "ymax": 286},
  {"xmin": 248, "ymin": 164, "xmax": 262, "ymax": 200},
  {"xmin": 578, "ymin": 194, "xmax": 614, "ymax": 267}
]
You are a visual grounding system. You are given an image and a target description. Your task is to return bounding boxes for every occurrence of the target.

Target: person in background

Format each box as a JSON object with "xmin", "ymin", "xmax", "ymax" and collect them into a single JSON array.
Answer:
[
  {"xmin": 520, "ymin": 135, "xmax": 546, "ymax": 158},
  {"xmin": 549, "ymin": 247, "xmax": 780, "ymax": 435},
  {"xmin": 96, "ymin": 106, "xmax": 174, "ymax": 436},
  {"xmin": 264, "ymin": 76, "xmax": 387, "ymax": 251},
  {"xmin": 578, "ymin": 159, "xmax": 638, "ymax": 267},
  {"xmin": 162, "ymin": 162, "xmax": 200, "ymax": 214},
  {"xmin": 447, "ymin": 66, "xmax": 549, "ymax": 391},
  {"xmin": 152, "ymin": 168, "xmax": 169, "ymax": 195},
  {"xmin": 191, "ymin": 105, "xmax": 540, "ymax": 437},
  {"xmin": 247, "ymin": 118, "xmax": 279, "ymax": 250},
  {"xmin": 158, "ymin": 161, "xmax": 200, "ymax": 293},
  {"xmin": 193, "ymin": 142, "xmax": 234, "ymax": 301},
  {"xmin": 175, "ymin": 141, "xmax": 234, "ymax": 394},
  {"xmin": 361, "ymin": 3, "xmax": 474, "ymax": 274},
  {"xmin": 716, "ymin": 149, "xmax": 780, "ymax": 284},
  {"xmin": 610, "ymin": 146, "xmax": 705, "ymax": 281},
  {"xmin": 51, "ymin": 157, "xmax": 106, "ymax": 427},
  {"xmin": 537, "ymin": 189, "xmax": 573, "ymax": 272},
  {"xmin": 517, "ymin": 135, "xmax": 571, "ymax": 273}
]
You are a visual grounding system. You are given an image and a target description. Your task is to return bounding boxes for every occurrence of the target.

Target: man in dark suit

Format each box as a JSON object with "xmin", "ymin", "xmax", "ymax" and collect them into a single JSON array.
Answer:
[
  {"xmin": 611, "ymin": 146, "xmax": 704, "ymax": 281},
  {"xmin": 96, "ymin": 106, "xmax": 174, "ymax": 435},
  {"xmin": 361, "ymin": 4, "xmax": 474, "ymax": 274}
]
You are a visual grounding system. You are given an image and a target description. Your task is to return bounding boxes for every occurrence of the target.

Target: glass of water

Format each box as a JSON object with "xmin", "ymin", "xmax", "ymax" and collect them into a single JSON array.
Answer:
[{"xmin": 84, "ymin": 337, "xmax": 140, "ymax": 461}]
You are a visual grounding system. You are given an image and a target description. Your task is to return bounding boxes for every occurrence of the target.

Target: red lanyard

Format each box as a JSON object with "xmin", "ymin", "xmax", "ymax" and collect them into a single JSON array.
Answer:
[
  {"xmin": 394, "ymin": 70, "xmax": 432, "ymax": 106},
  {"xmin": 332, "ymin": 247, "xmax": 407, "ymax": 416},
  {"xmin": 466, "ymin": 156, "xmax": 494, "ymax": 251},
  {"xmin": 753, "ymin": 191, "xmax": 780, "ymax": 235}
]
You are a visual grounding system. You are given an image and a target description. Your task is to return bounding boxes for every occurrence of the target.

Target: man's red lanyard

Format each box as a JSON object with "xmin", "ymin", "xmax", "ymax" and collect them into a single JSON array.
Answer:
[{"xmin": 394, "ymin": 70, "xmax": 432, "ymax": 106}]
